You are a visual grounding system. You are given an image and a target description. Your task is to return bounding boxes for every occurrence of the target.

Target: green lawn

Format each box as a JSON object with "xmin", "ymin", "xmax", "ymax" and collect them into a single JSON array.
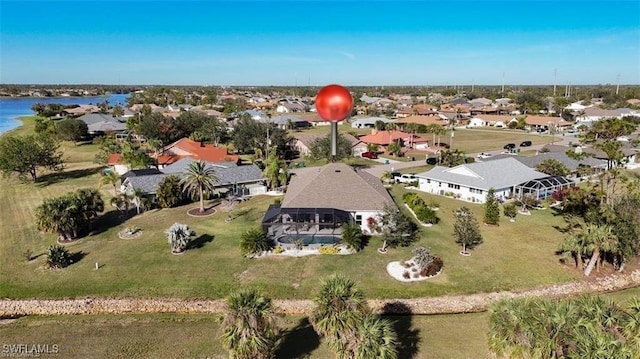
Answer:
[
  {"xmin": 0, "ymin": 163, "xmax": 581, "ymax": 299},
  {"xmin": 4, "ymin": 286, "xmax": 639, "ymax": 359}
]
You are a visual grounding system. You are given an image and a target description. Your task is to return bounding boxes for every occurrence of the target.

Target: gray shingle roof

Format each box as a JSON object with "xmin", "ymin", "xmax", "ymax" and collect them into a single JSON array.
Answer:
[
  {"xmin": 78, "ymin": 113, "xmax": 122, "ymax": 125},
  {"xmin": 282, "ymin": 163, "xmax": 394, "ymax": 211},
  {"xmin": 124, "ymin": 174, "xmax": 171, "ymax": 194},
  {"xmin": 125, "ymin": 159, "xmax": 264, "ymax": 195},
  {"xmin": 509, "ymin": 152, "xmax": 607, "ymax": 171},
  {"xmin": 416, "ymin": 157, "xmax": 551, "ymax": 190}
]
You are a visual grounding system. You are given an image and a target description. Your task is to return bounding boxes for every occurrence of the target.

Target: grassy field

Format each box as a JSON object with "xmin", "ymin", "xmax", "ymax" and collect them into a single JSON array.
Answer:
[
  {"xmin": 0, "ymin": 116, "xmax": 611, "ymax": 300},
  {"xmin": 2, "ymin": 287, "xmax": 638, "ymax": 359}
]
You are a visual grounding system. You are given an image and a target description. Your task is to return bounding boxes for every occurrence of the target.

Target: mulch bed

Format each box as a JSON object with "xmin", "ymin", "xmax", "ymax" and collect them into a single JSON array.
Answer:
[{"xmin": 187, "ymin": 207, "xmax": 217, "ymax": 217}]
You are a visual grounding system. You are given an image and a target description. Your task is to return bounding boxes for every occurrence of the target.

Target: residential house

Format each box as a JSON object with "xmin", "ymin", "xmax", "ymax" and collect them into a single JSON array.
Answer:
[
  {"xmin": 484, "ymin": 152, "xmax": 607, "ymax": 181},
  {"xmin": 120, "ymin": 159, "xmax": 266, "ymax": 198},
  {"xmin": 395, "ymin": 114, "xmax": 448, "ymax": 129},
  {"xmin": 574, "ymin": 107, "xmax": 631, "ymax": 124},
  {"xmin": 267, "ymin": 115, "xmax": 311, "ymax": 129},
  {"xmin": 467, "ymin": 117, "xmax": 487, "ymax": 127},
  {"xmin": 293, "ymin": 133, "xmax": 367, "ymax": 157},
  {"xmin": 77, "ymin": 113, "xmax": 128, "ymax": 135},
  {"xmin": 62, "ymin": 105, "xmax": 100, "ymax": 117},
  {"xmin": 107, "ymin": 154, "xmax": 131, "ymax": 175},
  {"xmin": 350, "ymin": 116, "xmax": 395, "ymax": 129},
  {"xmin": 155, "ymin": 137, "xmax": 239, "ymax": 169},
  {"xmin": 358, "ymin": 129, "xmax": 428, "ymax": 150},
  {"xmin": 276, "ymin": 103, "xmax": 307, "ymax": 113},
  {"xmin": 472, "ymin": 114, "xmax": 512, "ymax": 127},
  {"xmin": 513, "ymin": 116, "xmax": 572, "ymax": 131},
  {"xmin": 415, "ymin": 157, "xmax": 573, "ymax": 203},
  {"xmin": 261, "ymin": 162, "xmax": 396, "ymax": 238}
]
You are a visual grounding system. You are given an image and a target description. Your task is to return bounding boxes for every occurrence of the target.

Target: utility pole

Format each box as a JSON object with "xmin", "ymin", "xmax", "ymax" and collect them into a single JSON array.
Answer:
[
  {"xmin": 265, "ymin": 125, "xmax": 269, "ymax": 160},
  {"xmin": 616, "ymin": 73, "xmax": 620, "ymax": 95},
  {"xmin": 501, "ymin": 72, "xmax": 505, "ymax": 95}
]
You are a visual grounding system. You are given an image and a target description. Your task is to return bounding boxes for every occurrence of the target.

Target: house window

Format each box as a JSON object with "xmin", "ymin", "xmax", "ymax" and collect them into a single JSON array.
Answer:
[
  {"xmin": 448, "ymin": 183, "xmax": 460, "ymax": 190},
  {"xmin": 426, "ymin": 179, "xmax": 431, "ymax": 184},
  {"xmin": 470, "ymin": 188, "xmax": 483, "ymax": 194},
  {"xmin": 355, "ymin": 214, "xmax": 362, "ymax": 226}
]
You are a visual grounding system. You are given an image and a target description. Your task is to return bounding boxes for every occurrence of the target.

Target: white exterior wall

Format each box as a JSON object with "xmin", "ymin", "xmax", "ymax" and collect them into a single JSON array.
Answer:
[
  {"xmin": 417, "ymin": 178, "xmax": 512, "ymax": 203},
  {"xmin": 352, "ymin": 210, "xmax": 383, "ymax": 234}
]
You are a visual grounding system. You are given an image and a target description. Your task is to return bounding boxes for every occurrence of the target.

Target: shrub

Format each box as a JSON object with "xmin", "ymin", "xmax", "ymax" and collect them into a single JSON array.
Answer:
[
  {"xmin": 414, "ymin": 205, "xmax": 437, "ymax": 224},
  {"xmin": 402, "ymin": 271, "xmax": 410, "ymax": 279},
  {"xmin": 273, "ymin": 198, "xmax": 281, "ymax": 205},
  {"xmin": 428, "ymin": 199, "xmax": 440, "ymax": 209},
  {"xmin": 340, "ymin": 222, "xmax": 364, "ymax": 251},
  {"xmin": 413, "ymin": 246, "xmax": 434, "ymax": 270},
  {"xmin": 420, "ymin": 257, "xmax": 443, "ymax": 277},
  {"xmin": 503, "ymin": 203, "xmax": 518, "ymax": 219},
  {"xmin": 410, "ymin": 180, "xmax": 419, "ymax": 187},
  {"xmin": 240, "ymin": 228, "xmax": 273, "ymax": 257},
  {"xmin": 402, "ymin": 192, "xmax": 418, "ymax": 203},
  {"xmin": 273, "ymin": 246, "xmax": 285, "ymax": 254},
  {"xmin": 46, "ymin": 245, "xmax": 72, "ymax": 269},
  {"xmin": 165, "ymin": 223, "xmax": 195, "ymax": 254},
  {"xmin": 318, "ymin": 246, "xmax": 340, "ymax": 254}
]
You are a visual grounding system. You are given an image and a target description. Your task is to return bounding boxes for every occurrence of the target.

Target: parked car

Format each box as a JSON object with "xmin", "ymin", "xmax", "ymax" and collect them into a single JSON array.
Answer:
[
  {"xmin": 504, "ymin": 143, "xmax": 516, "ymax": 150},
  {"xmin": 520, "ymin": 141, "xmax": 532, "ymax": 147},
  {"xmin": 397, "ymin": 174, "xmax": 417, "ymax": 184},
  {"xmin": 361, "ymin": 151, "xmax": 378, "ymax": 159},
  {"xmin": 476, "ymin": 152, "xmax": 492, "ymax": 159},
  {"xmin": 426, "ymin": 157, "xmax": 438, "ymax": 165}
]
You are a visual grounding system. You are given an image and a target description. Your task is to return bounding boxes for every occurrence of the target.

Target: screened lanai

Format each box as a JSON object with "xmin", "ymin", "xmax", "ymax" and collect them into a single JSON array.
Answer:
[
  {"xmin": 515, "ymin": 176, "xmax": 575, "ymax": 200},
  {"xmin": 262, "ymin": 205, "xmax": 352, "ymax": 238}
]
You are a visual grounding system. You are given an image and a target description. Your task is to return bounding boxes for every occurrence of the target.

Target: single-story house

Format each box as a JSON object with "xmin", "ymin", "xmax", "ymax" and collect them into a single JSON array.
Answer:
[
  {"xmin": 77, "ymin": 113, "xmax": 127, "ymax": 135},
  {"xmin": 510, "ymin": 116, "xmax": 572, "ymax": 131},
  {"xmin": 121, "ymin": 159, "xmax": 266, "ymax": 197},
  {"xmin": 467, "ymin": 117, "xmax": 487, "ymax": 127},
  {"xmin": 293, "ymin": 133, "xmax": 367, "ymax": 157},
  {"xmin": 484, "ymin": 152, "xmax": 608, "ymax": 181},
  {"xmin": 358, "ymin": 129, "xmax": 428, "ymax": 150},
  {"xmin": 265, "ymin": 115, "xmax": 311, "ymax": 129},
  {"xmin": 261, "ymin": 163, "xmax": 396, "ymax": 239},
  {"xmin": 415, "ymin": 157, "xmax": 574, "ymax": 203},
  {"xmin": 350, "ymin": 116, "xmax": 395, "ymax": 129},
  {"xmin": 107, "ymin": 153, "xmax": 131, "ymax": 175},
  {"xmin": 155, "ymin": 137, "xmax": 239, "ymax": 168}
]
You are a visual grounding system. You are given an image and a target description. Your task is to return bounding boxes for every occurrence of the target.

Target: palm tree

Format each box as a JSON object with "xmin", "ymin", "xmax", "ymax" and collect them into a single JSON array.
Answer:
[
  {"xmin": 582, "ymin": 224, "xmax": 618, "ymax": 276},
  {"xmin": 350, "ymin": 315, "xmax": 398, "ymax": 359},
  {"xmin": 220, "ymin": 288, "xmax": 280, "ymax": 359},
  {"xmin": 128, "ymin": 187, "xmax": 146, "ymax": 214},
  {"xmin": 99, "ymin": 170, "xmax": 120, "ymax": 195},
  {"xmin": 240, "ymin": 228, "xmax": 273, "ymax": 257},
  {"xmin": 310, "ymin": 274, "xmax": 369, "ymax": 357},
  {"xmin": 110, "ymin": 193, "xmax": 130, "ymax": 216},
  {"xmin": 180, "ymin": 161, "xmax": 219, "ymax": 213},
  {"xmin": 165, "ymin": 222, "xmax": 194, "ymax": 254},
  {"xmin": 74, "ymin": 188, "xmax": 104, "ymax": 230},
  {"xmin": 35, "ymin": 196, "xmax": 79, "ymax": 242},
  {"xmin": 387, "ymin": 141, "xmax": 402, "ymax": 157}
]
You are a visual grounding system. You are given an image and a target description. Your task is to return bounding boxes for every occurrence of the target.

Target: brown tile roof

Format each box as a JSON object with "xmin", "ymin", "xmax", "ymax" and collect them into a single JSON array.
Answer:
[
  {"xmin": 359, "ymin": 130, "xmax": 428, "ymax": 145},
  {"xmin": 162, "ymin": 138, "xmax": 239, "ymax": 163},
  {"xmin": 107, "ymin": 153, "xmax": 123, "ymax": 165},
  {"xmin": 282, "ymin": 163, "xmax": 394, "ymax": 211},
  {"xmin": 395, "ymin": 115, "xmax": 445, "ymax": 126},
  {"xmin": 524, "ymin": 116, "xmax": 572, "ymax": 127}
]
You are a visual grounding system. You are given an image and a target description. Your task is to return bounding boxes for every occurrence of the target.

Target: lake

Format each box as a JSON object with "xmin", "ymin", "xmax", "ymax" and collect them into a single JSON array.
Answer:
[{"xmin": 0, "ymin": 93, "xmax": 131, "ymax": 136}]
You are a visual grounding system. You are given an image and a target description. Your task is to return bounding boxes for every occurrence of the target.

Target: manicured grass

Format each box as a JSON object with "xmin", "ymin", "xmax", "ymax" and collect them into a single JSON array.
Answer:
[
  {"xmin": 0, "ymin": 312, "xmax": 489, "ymax": 359},
  {"xmin": 0, "ymin": 116, "xmax": 604, "ymax": 300},
  {"xmin": 4, "ymin": 286, "xmax": 637, "ymax": 359},
  {"xmin": 0, "ymin": 158, "xmax": 581, "ymax": 299}
]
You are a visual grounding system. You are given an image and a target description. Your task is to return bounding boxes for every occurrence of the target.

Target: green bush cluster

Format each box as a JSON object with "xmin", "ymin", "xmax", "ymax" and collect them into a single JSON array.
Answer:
[{"xmin": 403, "ymin": 193, "xmax": 438, "ymax": 224}]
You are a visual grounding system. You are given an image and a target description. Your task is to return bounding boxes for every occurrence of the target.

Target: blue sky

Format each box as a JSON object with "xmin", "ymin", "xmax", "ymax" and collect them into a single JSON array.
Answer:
[{"xmin": 1, "ymin": 0, "xmax": 638, "ymax": 86}]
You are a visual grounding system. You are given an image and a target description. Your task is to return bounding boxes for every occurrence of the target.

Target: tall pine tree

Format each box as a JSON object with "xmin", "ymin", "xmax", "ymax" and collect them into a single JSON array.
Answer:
[{"xmin": 484, "ymin": 188, "xmax": 500, "ymax": 225}]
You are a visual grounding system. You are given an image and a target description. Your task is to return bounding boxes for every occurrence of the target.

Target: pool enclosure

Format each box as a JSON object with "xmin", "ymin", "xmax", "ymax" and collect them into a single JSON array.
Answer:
[
  {"xmin": 514, "ymin": 176, "xmax": 575, "ymax": 200},
  {"xmin": 261, "ymin": 205, "xmax": 352, "ymax": 238}
]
